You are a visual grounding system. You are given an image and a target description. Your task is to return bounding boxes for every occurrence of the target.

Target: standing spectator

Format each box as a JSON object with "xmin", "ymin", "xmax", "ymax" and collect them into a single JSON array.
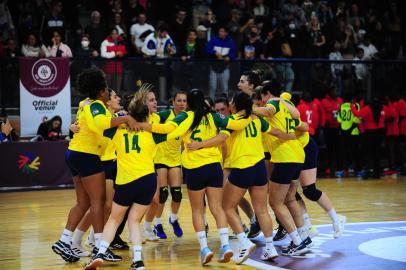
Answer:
[
  {"xmin": 342, "ymin": 24, "xmax": 358, "ymax": 53},
  {"xmin": 36, "ymin": 115, "xmax": 63, "ymax": 141},
  {"xmin": 307, "ymin": 15, "xmax": 325, "ymax": 57},
  {"xmin": 196, "ymin": 25, "xmax": 208, "ymax": 43},
  {"xmin": 85, "ymin": 11, "xmax": 106, "ymax": 55},
  {"xmin": 101, "ymin": 28, "xmax": 127, "ymax": 90},
  {"xmin": 48, "ymin": 30, "xmax": 72, "ymax": 57},
  {"xmin": 226, "ymin": 9, "xmax": 253, "ymax": 51},
  {"xmin": 123, "ymin": 0, "xmax": 146, "ymax": 26},
  {"xmin": 385, "ymin": 1, "xmax": 401, "ymax": 59},
  {"xmin": 240, "ymin": 25, "xmax": 264, "ymax": 60},
  {"xmin": 199, "ymin": 8, "xmax": 216, "ymax": 41},
  {"xmin": 206, "ymin": 26, "xmax": 236, "ymax": 98},
  {"xmin": 21, "ymin": 33, "xmax": 50, "ymax": 57},
  {"xmin": 321, "ymin": 87, "xmax": 343, "ymax": 177},
  {"xmin": 348, "ymin": 3, "xmax": 365, "ymax": 26},
  {"xmin": 329, "ymin": 40, "xmax": 344, "ymax": 95},
  {"xmin": 180, "ymin": 29, "xmax": 205, "ymax": 60},
  {"xmin": 170, "ymin": 8, "xmax": 189, "ymax": 52},
  {"xmin": 110, "ymin": 12, "xmax": 127, "ymax": 39},
  {"xmin": 251, "ymin": 0, "xmax": 269, "ymax": 30},
  {"xmin": 0, "ymin": 0, "xmax": 15, "ymax": 41},
  {"xmin": 281, "ymin": 0, "xmax": 306, "ymax": 27},
  {"xmin": 352, "ymin": 17, "xmax": 366, "ymax": 41},
  {"xmin": 141, "ymin": 23, "xmax": 176, "ymax": 58},
  {"xmin": 352, "ymin": 47, "xmax": 368, "ymax": 92},
  {"xmin": 43, "ymin": 0, "xmax": 65, "ymax": 47},
  {"xmin": 130, "ymin": 12, "xmax": 154, "ymax": 55}
]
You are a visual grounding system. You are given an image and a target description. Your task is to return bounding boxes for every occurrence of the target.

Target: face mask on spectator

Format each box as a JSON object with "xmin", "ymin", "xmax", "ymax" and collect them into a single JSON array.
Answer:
[
  {"xmin": 81, "ymin": 40, "xmax": 90, "ymax": 48},
  {"xmin": 289, "ymin": 23, "xmax": 296, "ymax": 30}
]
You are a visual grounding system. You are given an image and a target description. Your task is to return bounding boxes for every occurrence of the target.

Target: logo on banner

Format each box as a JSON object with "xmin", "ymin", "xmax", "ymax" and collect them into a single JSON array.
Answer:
[
  {"xmin": 18, "ymin": 152, "xmax": 40, "ymax": 174},
  {"xmin": 31, "ymin": 59, "xmax": 57, "ymax": 86}
]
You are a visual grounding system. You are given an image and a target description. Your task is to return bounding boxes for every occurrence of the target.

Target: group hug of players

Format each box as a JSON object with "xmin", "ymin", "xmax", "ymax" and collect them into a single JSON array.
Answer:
[{"xmin": 51, "ymin": 68, "xmax": 345, "ymax": 270}]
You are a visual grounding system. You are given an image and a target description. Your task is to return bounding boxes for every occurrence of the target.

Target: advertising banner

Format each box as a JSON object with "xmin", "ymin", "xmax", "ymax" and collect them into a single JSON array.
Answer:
[{"xmin": 19, "ymin": 57, "xmax": 71, "ymax": 136}]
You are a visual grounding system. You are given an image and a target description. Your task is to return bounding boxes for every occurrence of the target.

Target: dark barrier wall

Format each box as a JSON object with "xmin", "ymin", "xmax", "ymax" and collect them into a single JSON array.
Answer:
[{"xmin": 0, "ymin": 141, "xmax": 72, "ymax": 191}]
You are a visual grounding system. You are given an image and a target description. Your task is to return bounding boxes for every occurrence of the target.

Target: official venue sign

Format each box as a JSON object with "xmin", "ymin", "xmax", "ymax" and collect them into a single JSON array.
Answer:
[{"xmin": 19, "ymin": 57, "xmax": 71, "ymax": 136}]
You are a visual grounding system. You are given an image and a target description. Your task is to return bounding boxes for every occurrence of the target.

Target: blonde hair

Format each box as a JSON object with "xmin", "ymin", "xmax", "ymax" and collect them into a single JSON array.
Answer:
[{"xmin": 127, "ymin": 83, "xmax": 154, "ymax": 122}]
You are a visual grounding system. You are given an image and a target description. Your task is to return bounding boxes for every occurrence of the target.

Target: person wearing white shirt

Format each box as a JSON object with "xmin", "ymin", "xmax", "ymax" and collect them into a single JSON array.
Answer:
[
  {"xmin": 358, "ymin": 35, "xmax": 378, "ymax": 60},
  {"xmin": 21, "ymin": 33, "xmax": 50, "ymax": 57},
  {"xmin": 130, "ymin": 13, "xmax": 154, "ymax": 55}
]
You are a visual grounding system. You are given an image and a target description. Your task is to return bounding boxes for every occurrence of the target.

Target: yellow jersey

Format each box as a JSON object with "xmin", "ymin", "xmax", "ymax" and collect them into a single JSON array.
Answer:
[
  {"xmin": 295, "ymin": 118, "xmax": 310, "ymax": 148},
  {"xmin": 101, "ymin": 113, "xmax": 121, "ymax": 162},
  {"xmin": 153, "ymin": 109, "xmax": 182, "ymax": 167},
  {"xmin": 152, "ymin": 111, "xmax": 229, "ymax": 169},
  {"xmin": 224, "ymin": 115, "xmax": 270, "ymax": 169},
  {"xmin": 104, "ymin": 126, "xmax": 166, "ymax": 185},
  {"xmin": 265, "ymin": 100, "xmax": 305, "ymax": 163},
  {"xmin": 69, "ymin": 99, "xmax": 112, "ymax": 156}
]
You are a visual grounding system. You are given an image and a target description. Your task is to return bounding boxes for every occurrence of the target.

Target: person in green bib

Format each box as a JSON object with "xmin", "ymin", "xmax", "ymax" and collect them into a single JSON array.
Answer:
[{"xmin": 336, "ymin": 92, "xmax": 362, "ymax": 178}]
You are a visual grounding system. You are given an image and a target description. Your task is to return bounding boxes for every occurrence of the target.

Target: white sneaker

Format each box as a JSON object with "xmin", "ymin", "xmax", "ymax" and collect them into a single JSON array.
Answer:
[
  {"xmin": 308, "ymin": 226, "xmax": 319, "ymax": 239},
  {"xmin": 234, "ymin": 240, "xmax": 256, "ymax": 265},
  {"xmin": 333, "ymin": 215, "xmax": 346, "ymax": 238},
  {"xmin": 143, "ymin": 228, "xmax": 159, "ymax": 241},
  {"xmin": 260, "ymin": 246, "xmax": 278, "ymax": 261},
  {"xmin": 71, "ymin": 244, "xmax": 90, "ymax": 257}
]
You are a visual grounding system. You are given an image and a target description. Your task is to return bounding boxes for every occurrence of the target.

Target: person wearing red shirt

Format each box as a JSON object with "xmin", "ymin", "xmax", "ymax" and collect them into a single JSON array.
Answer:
[
  {"xmin": 351, "ymin": 98, "xmax": 385, "ymax": 178},
  {"xmin": 101, "ymin": 28, "xmax": 128, "ymax": 90},
  {"xmin": 321, "ymin": 88, "xmax": 343, "ymax": 176},
  {"xmin": 383, "ymin": 95, "xmax": 400, "ymax": 173}
]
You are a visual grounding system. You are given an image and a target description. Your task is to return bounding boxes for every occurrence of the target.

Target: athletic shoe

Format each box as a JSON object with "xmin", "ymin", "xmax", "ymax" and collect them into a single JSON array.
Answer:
[
  {"xmin": 153, "ymin": 224, "xmax": 167, "ymax": 239},
  {"xmin": 247, "ymin": 220, "xmax": 261, "ymax": 239},
  {"xmin": 281, "ymin": 241, "xmax": 309, "ymax": 256},
  {"xmin": 169, "ymin": 217, "xmax": 183, "ymax": 237},
  {"xmin": 333, "ymin": 215, "xmax": 346, "ymax": 238},
  {"xmin": 234, "ymin": 240, "xmax": 256, "ymax": 265},
  {"xmin": 356, "ymin": 170, "xmax": 365, "ymax": 178},
  {"xmin": 308, "ymin": 226, "xmax": 319, "ymax": 239},
  {"xmin": 104, "ymin": 248, "xmax": 122, "ymax": 262},
  {"xmin": 111, "ymin": 236, "xmax": 130, "ymax": 250},
  {"xmin": 71, "ymin": 243, "xmax": 90, "ymax": 257},
  {"xmin": 85, "ymin": 253, "xmax": 104, "ymax": 270},
  {"xmin": 273, "ymin": 226, "xmax": 288, "ymax": 241},
  {"xmin": 217, "ymin": 244, "xmax": 233, "ymax": 263},
  {"xmin": 260, "ymin": 246, "xmax": 278, "ymax": 261},
  {"xmin": 302, "ymin": 236, "xmax": 313, "ymax": 248},
  {"xmin": 130, "ymin": 260, "xmax": 145, "ymax": 270},
  {"xmin": 335, "ymin": 170, "xmax": 344, "ymax": 178},
  {"xmin": 91, "ymin": 247, "xmax": 98, "ymax": 258},
  {"xmin": 51, "ymin": 240, "xmax": 80, "ymax": 263},
  {"xmin": 143, "ymin": 228, "xmax": 159, "ymax": 241},
  {"xmin": 200, "ymin": 247, "xmax": 214, "ymax": 265}
]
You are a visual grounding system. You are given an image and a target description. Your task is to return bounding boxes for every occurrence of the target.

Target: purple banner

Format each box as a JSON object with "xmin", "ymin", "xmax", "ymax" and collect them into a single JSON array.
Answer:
[{"xmin": 0, "ymin": 141, "xmax": 72, "ymax": 191}]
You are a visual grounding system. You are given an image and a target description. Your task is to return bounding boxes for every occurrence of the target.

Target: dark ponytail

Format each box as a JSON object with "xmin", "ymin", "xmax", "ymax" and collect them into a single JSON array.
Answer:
[
  {"xmin": 187, "ymin": 89, "xmax": 212, "ymax": 131},
  {"xmin": 231, "ymin": 91, "xmax": 252, "ymax": 119}
]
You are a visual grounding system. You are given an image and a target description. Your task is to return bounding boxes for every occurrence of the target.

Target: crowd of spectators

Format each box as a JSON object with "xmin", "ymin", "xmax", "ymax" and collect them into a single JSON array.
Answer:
[{"xmin": 0, "ymin": 0, "xmax": 403, "ymax": 61}]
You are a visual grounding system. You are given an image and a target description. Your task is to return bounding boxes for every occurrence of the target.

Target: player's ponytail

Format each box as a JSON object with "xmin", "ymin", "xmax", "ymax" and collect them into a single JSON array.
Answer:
[{"xmin": 187, "ymin": 89, "xmax": 211, "ymax": 131}]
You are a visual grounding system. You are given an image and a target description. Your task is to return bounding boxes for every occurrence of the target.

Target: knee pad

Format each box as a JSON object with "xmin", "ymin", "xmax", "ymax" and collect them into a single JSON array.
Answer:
[
  {"xmin": 302, "ymin": 183, "xmax": 322, "ymax": 202},
  {"xmin": 170, "ymin": 186, "xmax": 182, "ymax": 203},
  {"xmin": 159, "ymin": 186, "xmax": 169, "ymax": 204},
  {"xmin": 295, "ymin": 191, "xmax": 303, "ymax": 201}
]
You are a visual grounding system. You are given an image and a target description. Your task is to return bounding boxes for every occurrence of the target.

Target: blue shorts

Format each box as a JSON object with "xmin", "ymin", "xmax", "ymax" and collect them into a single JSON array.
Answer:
[
  {"xmin": 271, "ymin": 163, "xmax": 303, "ymax": 184},
  {"xmin": 184, "ymin": 162, "xmax": 223, "ymax": 191},
  {"xmin": 114, "ymin": 173, "xmax": 157, "ymax": 206},
  {"xmin": 102, "ymin": 160, "xmax": 117, "ymax": 181},
  {"xmin": 229, "ymin": 160, "xmax": 268, "ymax": 189},
  {"xmin": 303, "ymin": 137, "xmax": 318, "ymax": 170},
  {"xmin": 154, "ymin": 163, "xmax": 181, "ymax": 170},
  {"xmin": 65, "ymin": 150, "xmax": 103, "ymax": 177}
]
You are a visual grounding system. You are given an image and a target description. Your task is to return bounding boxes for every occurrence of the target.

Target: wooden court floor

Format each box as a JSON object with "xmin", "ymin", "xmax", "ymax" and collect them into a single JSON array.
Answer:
[{"xmin": 0, "ymin": 177, "xmax": 405, "ymax": 270}]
